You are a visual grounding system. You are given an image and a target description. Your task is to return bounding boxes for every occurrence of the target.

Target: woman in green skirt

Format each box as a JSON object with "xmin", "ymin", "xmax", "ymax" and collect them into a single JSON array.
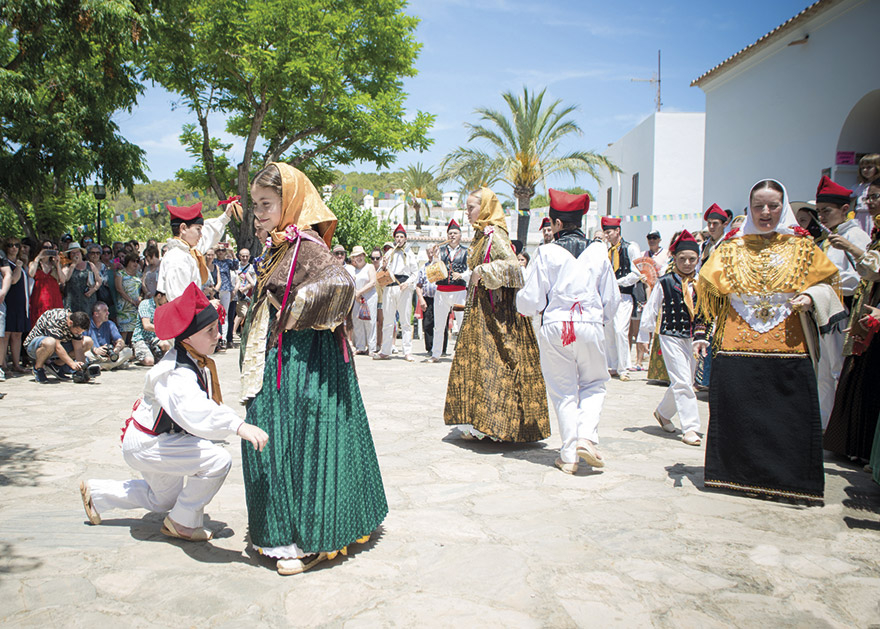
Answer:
[{"xmin": 239, "ymin": 162, "xmax": 387, "ymax": 575}]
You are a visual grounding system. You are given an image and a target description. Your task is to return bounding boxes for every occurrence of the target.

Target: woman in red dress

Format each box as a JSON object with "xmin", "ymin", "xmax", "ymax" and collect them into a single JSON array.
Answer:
[{"xmin": 28, "ymin": 241, "xmax": 64, "ymax": 326}]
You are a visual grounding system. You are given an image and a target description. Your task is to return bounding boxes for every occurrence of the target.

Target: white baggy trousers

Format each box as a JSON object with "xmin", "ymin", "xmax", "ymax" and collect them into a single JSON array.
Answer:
[
  {"xmin": 655, "ymin": 335, "xmax": 701, "ymax": 433},
  {"xmin": 88, "ymin": 428, "xmax": 232, "ymax": 529},
  {"xmin": 431, "ymin": 289, "xmax": 466, "ymax": 358},
  {"xmin": 539, "ymin": 321, "xmax": 610, "ymax": 464},
  {"xmin": 381, "ymin": 283, "xmax": 414, "ymax": 356},
  {"xmin": 604, "ymin": 294, "xmax": 633, "ymax": 373}
]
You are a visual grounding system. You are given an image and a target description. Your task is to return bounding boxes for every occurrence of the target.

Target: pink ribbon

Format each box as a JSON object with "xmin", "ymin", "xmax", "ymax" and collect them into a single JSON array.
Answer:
[{"xmin": 275, "ymin": 226, "xmax": 327, "ymax": 389}]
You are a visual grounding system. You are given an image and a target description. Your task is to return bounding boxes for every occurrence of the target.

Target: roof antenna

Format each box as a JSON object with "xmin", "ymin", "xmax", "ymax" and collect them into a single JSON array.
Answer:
[{"xmin": 632, "ymin": 50, "xmax": 662, "ymax": 112}]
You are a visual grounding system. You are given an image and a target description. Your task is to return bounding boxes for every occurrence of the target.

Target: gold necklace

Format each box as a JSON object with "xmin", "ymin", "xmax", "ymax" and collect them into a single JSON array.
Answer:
[{"xmin": 719, "ymin": 235, "xmax": 814, "ymax": 295}]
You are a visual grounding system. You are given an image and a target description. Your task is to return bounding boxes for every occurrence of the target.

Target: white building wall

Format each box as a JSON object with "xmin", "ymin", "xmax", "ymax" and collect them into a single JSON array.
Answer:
[
  {"xmin": 599, "ymin": 112, "xmax": 705, "ymax": 247},
  {"xmin": 700, "ymin": 0, "xmax": 880, "ymax": 211},
  {"xmin": 651, "ymin": 112, "xmax": 705, "ymax": 243}
]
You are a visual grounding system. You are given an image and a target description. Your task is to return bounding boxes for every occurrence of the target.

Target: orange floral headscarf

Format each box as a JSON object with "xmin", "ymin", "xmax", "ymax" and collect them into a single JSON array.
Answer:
[{"xmin": 268, "ymin": 162, "xmax": 337, "ymax": 247}]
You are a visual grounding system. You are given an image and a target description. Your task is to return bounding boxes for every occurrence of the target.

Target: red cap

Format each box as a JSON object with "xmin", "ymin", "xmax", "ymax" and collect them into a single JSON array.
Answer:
[
  {"xmin": 671, "ymin": 229, "xmax": 700, "ymax": 254},
  {"xmin": 393, "ymin": 223, "xmax": 406, "ymax": 236},
  {"xmin": 815, "ymin": 176, "xmax": 852, "ymax": 206},
  {"xmin": 549, "ymin": 189, "xmax": 590, "ymax": 215},
  {"xmin": 167, "ymin": 201, "xmax": 204, "ymax": 223},
  {"xmin": 601, "ymin": 216, "xmax": 621, "ymax": 229},
  {"xmin": 703, "ymin": 203, "xmax": 727, "ymax": 222},
  {"xmin": 540, "ymin": 217, "xmax": 552, "ymax": 230},
  {"xmin": 154, "ymin": 283, "xmax": 217, "ymax": 340},
  {"xmin": 447, "ymin": 219, "xmax": 461, "ymax": 232}
]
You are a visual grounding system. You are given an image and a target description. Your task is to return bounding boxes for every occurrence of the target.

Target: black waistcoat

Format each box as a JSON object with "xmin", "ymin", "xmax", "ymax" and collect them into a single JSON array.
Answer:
[
  {"xmin": 553, "ymin": 228, "xmax": 589, "ymax": 258},
  {"xmin": 436, "ymin": 245, "xmax": 469, "ymax": 288},
  {"xmin": 150, "ymin": 347, "xmax": 208, "ymax": 435},
  {"xmin": 614, "ymin": 239, "xmax": 634, "ymax": 295},
  {"xmin": 657, "ymin": 272, "xmax": 694, "ymax": 338}
]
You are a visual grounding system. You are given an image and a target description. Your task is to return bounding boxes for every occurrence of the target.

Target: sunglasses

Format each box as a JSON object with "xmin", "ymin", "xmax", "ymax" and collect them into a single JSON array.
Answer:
[
  {"xmin": 7, "ymin": 242, "xmax": 20, "ymax": 247},
  {"xmin": 370, "ymin": 256, "xmax": 381, "ymax": 261},
  {"xmin": 333, "ymin": 252, "xmax": 345, "ymax": 257}
]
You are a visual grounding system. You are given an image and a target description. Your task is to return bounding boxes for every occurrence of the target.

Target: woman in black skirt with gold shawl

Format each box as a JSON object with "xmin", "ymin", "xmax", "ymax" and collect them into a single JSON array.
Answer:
[{"xmin": 695, "ymin": 179, "xmax": 841, "ymax": 504}]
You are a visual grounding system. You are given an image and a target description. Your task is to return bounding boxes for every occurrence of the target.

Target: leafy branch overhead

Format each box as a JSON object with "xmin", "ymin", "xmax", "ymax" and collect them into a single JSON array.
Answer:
[
  {"xmin": 0, "ymin": 0, "xmax": 149, "ymax": 239},
  {"xmin": 146, "ymin": 0, "xmax": 435, "ymax": 251}
]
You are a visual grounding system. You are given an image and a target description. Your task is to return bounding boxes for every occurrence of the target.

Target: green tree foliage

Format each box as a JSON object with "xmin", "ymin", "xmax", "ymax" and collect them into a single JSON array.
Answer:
[
  {"xmin": 328, "ymin": 194, "xmax": 390, "ymax": 255},
  {"xmin": 0, "ymin": 0, "xmax": 149, "ymax": 240},
  {"xmin": 437, "ymin": 150, "xmax": 505, "ymax": 206},
  {"xmin": 442, "ymin": 87, "xmax": 618, "ymax": 242},
  {"xmin": 530, "ymin": 186, "xmax": 593, "ymax": 209},
  {"xmin": 145, "ymin": 0, "xmax": 434, "ymax": 252}
]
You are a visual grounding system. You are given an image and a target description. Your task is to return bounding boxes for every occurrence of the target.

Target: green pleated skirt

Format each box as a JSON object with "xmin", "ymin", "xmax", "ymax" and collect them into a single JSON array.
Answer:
[{"xmin": 241, "ymin": 328, "xmax": 388, "ymax": 554}]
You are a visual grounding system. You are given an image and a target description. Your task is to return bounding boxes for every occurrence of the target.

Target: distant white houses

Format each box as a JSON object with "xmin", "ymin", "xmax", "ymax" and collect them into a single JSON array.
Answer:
[
  {"xmin": 693, "ymin": 0, "xmax": 880, "ymax": 209},
  {"xmin": 597, "ymin": 111, "xmax": 706, "ymax": 246}
]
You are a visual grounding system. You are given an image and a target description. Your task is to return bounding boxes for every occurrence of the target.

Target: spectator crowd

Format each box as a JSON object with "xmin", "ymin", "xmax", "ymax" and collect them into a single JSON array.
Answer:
[{"xmin": 0, "ymin": 235, "xmax": 255, "ymax": 389}]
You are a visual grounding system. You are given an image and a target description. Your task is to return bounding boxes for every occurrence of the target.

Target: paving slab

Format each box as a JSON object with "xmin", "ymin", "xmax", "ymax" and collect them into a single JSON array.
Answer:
[{"xmin": 1, "ymin": 344, "xmax": 879, "ymax": 627}]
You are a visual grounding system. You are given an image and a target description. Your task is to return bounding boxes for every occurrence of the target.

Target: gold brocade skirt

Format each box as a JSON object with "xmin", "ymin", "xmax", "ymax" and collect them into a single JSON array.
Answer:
[{"xmin": 444, "ymin": 285, "xmax": 550, "ymax": 442}]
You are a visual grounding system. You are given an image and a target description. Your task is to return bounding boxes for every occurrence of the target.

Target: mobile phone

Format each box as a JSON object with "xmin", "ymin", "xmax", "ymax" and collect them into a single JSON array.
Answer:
[{"xmin": 44, "ymin": 249, "xmax": 58, "ymax": 257}]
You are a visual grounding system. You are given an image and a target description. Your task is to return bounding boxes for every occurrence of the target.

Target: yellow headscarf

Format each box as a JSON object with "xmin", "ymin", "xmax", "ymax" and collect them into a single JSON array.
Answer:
[
  {"xmin": 472, "ymin": 187, "xmax": 508, "ymax": 233},
  {"xmin": 268, "ymin": 162, "xmax": 337, "ymax": 248}
]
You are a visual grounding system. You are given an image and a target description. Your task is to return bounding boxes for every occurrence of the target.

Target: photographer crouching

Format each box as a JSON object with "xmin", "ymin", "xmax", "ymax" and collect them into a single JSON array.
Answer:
[{"xmin": 85, "ymin": 301, "xmax": 132, "ymax": 370}]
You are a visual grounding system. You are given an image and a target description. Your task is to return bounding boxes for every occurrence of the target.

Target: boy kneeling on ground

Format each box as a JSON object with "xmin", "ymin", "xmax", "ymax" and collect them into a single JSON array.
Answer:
[{"xmin": 80, "ymin": 282, "xmax": 268, "ymax": 541}]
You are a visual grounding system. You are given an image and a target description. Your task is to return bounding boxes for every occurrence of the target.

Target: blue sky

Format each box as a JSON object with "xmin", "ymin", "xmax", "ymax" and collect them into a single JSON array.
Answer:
[{"xmin": 116, "ymin": 0, "xmax": 810, "ymax": 195}]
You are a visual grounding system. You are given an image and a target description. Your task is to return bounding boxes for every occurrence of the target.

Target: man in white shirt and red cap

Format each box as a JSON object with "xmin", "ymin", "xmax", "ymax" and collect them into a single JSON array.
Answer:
[
  {"xmin": 601, "ymin": 216, "xmax": 642, "ymax": 380},
  {"xmin": 375, "ymin": 223, "xmax": 418, "ymax": 361},
  {"xmin": 814, "ymin": 175, "xmax": 871, "ymax": 428},
  {"xmin": 157, "ymin": 201, "xmax": 239, "ymax": 301},
  {"xmin": 80, "ymin": 283, "xmax": 267, "ymax": 541},
  {"xmin": 426, "ymin": 219, "xmax": 470, "ymax": 363},
  {"xmin": 540, "ymin": 216, "xmax": 554, "ymax": 245},
  {"xmin": 517, "ymin": 189, "xmax": 620, "ymax": 474}
]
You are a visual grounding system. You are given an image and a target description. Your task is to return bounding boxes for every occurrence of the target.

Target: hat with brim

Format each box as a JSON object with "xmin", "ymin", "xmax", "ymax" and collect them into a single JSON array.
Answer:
[
  {"xmin": 67, "ymin": 241, "xmax": 87, "ymax": 255},
  {"xmin": 790, "ymin": 200, "xmax": 817, "ymax": 213},
  {"xmin": 350, "ymin": 245, "xmax": 366, "ymax": 257}
]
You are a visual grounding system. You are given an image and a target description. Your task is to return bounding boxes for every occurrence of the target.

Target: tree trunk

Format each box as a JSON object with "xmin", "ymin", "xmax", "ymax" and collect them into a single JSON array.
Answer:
[
  {"xmin": 514, "ymin": 185, "xmax": 535, "ymax": 244},
  {"xmin": 1, "ymin": 190, "xmax": 37, "ymax": 241},
  {"xmin": 414, "ymin": 201, "xmax": 421, "ymax": 231},
  {"xmin": 233, "ymin": 103, "xmax": 269, "ymax": 253}
]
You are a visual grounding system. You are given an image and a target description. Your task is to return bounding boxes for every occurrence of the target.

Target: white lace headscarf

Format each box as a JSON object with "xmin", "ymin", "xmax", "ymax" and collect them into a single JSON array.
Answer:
[{"xmin": 732, "ymin": 178, "xmax": 799, "ymax": 239}]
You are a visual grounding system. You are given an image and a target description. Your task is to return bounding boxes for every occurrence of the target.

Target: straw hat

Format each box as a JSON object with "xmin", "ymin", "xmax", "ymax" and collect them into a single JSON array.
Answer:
[{"xmin": 350, "ymin": 245, "xmax": 366, "ymax": 257}]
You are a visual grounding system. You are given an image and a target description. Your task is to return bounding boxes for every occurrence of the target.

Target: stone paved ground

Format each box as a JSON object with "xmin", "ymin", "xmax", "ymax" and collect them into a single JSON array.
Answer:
[{"xmin": 1, "ymin": 342, "xmax": 879, "ymax": 628}]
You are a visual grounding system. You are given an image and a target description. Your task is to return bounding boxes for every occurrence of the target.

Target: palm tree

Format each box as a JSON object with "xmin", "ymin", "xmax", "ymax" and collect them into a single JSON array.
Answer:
[
  {"xmin": 399, "ymin": 162, "xmax": 435, "ymax": 231},
  {"xmin": 449, "ymin": 86, "xmax": 619, "ymax": 242},
  {"xmin": 437, "ymin": 148, "xmax": 506, "ymax": 206}
]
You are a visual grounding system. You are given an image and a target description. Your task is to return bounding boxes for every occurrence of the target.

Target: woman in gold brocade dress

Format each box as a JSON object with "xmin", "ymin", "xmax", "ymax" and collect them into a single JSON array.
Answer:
[
  {"xmin": 695, "ymin": 179, "xmax": 841, "ymax": 504},
  {"xmin": 444, "ymin": 188, "xmax": 551, "ymax": 442}
]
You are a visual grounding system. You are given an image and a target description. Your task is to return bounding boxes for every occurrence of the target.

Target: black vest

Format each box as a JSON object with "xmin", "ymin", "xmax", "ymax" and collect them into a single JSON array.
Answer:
[
  {"xmin": 553, "ymin": 228, "xmax": 589, "ymax": 258},
  {"xmin": 613, "ymin": 239, "xmax": 634, "ymax": 295},
  {"xmin": 150, "ymin": 347, "xmax": 209, "ymax": 435},
  {"xmin": 657, "ymin": 272, "xmax": 694, "ymax": 338},
  {"xmin": 436, "ymin": 245, "xmax": 469, "ymax": 288}
]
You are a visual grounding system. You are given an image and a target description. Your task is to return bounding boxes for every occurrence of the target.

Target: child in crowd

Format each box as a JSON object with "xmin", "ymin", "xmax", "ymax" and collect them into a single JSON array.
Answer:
[{"xmin": 637, "ymin": 230, "xmax": 703, "ymax": 446}]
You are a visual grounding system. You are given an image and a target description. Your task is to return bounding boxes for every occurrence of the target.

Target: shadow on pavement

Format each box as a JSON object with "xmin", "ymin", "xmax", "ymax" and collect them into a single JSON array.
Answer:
[
  {"xmin": 0, "ymin": 541, "xmax": 43, "ymax": 578},
  {"xmin": 624, "ymin": 425, "xmax": 684, "ymax": 441},
  {"xmin": 441, "ymin": 430, "xmax": 562, "ymax": 469},
  {"xmin": 665, "ymin": 462, "xmax": 703, "ymax": 488},
  {"xmin": 0, "ymin": 437, "xmax": 42, "ymax": 487}
]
